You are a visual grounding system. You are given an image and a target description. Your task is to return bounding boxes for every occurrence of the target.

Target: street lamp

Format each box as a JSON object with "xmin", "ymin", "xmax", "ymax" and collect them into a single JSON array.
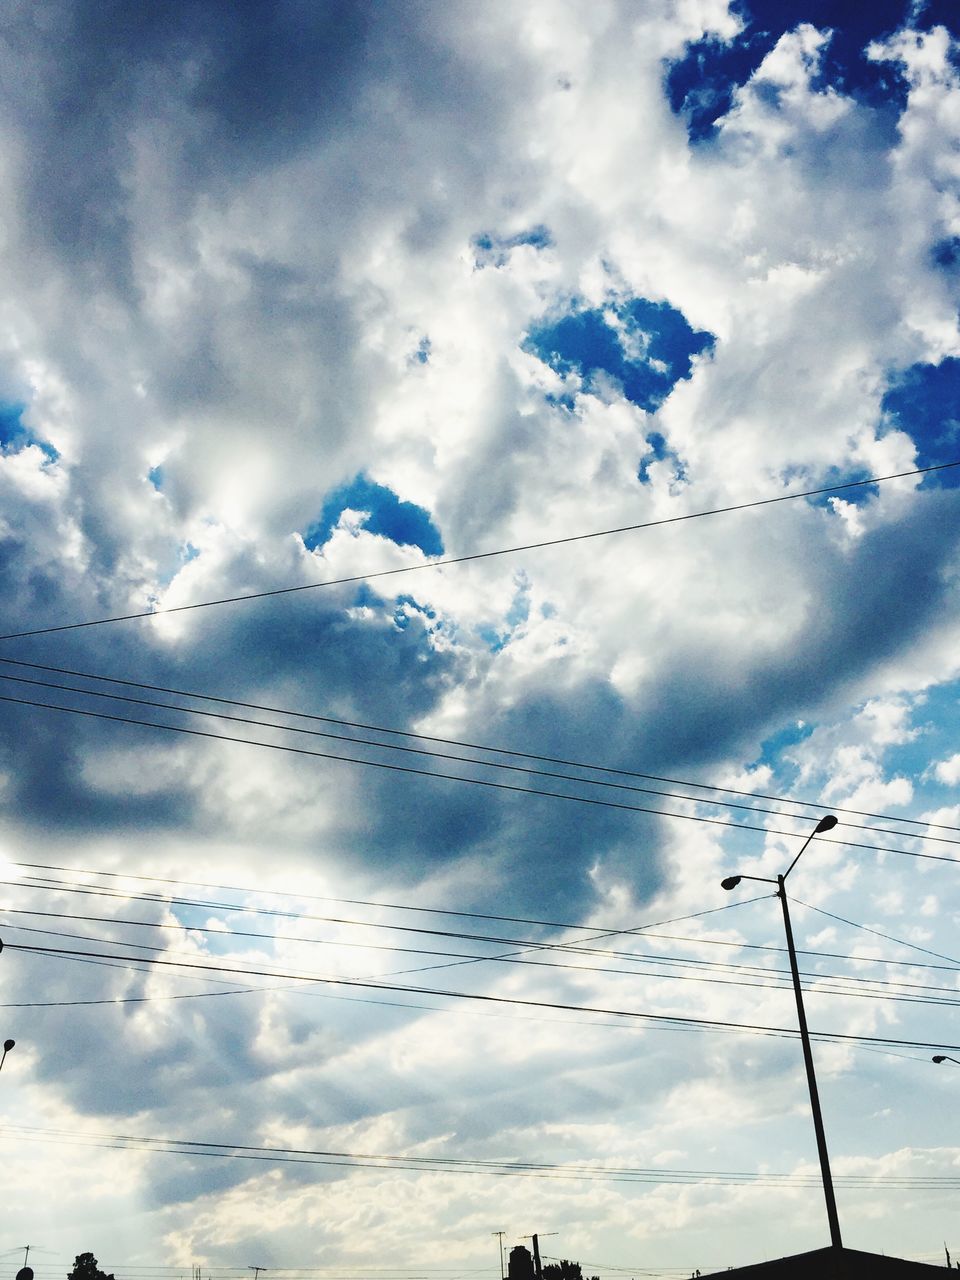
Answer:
[
  {"xmin": 721, "ymin": 814, "xmax": 842, "ymax": 1250},
  {"xmin": 932, "ymin": 1055, "xmax": 960, "ymax": 1066},
  {"xmin": 0, "ymin": 1038, "xmax": 14, "ymax": 1073}
]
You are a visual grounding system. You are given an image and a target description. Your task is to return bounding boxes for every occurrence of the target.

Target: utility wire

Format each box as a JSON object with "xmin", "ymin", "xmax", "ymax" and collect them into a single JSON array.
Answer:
[
  {"xmin": 10, "ymin": 868, "xmax": 959, "ymax": 978},
  {"xmin": 6, "ymin": 858, "xmax": 755, "ymax": 936},
  {"xmin": 4, "ymin": 907, "xmax": 960, "ymax": 1003},
  {"xmin": 0, "ymin": 663, "xmax": 954, "ymax": 847},
  {"xmin": 0, "ymin": 461, "xmax": 955, "ymax": 642},
  {"xmin": 2, "ymin": 690, "xmax": 956, "ymax": 866},
  {"xmin": 4, "ymin": 938, "xmax": 960, "ymax": 1050},
  {"xmin": 0, "ymin": 654, "xmax": 954, "ymax": 837},
  {"xmin": 10, "ymin": 918, "xmax": 960, "ymax": 1010},
  {"xmin": 792, "ymin": 899, "xmax": 960, "ymax": 968},
  {"xmin": 3, "ymin": 1121, "xmax": 960, "ymax": 1190}
]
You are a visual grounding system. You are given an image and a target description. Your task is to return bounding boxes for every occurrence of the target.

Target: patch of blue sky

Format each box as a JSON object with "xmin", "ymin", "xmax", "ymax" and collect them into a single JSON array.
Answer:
[
  {"xmin": 168, "ymin": 905, "xmax": 266, "ymax": 957},
  {"xmin": 750, "ymin": 684, "xmax": 960, "ymax": 819},
  {"xmin": 752, "ymin": 717, "xmax": 816, "ymax": 782},
  {"xmin": 472, "ymin": 225, "xmax": 553, "ymax": 269},
  {"xmin": 638, "ymin": 430, "xmax": 688, "ymax": 485},
  {"xmin": 393, "ymin": 592, "xmax": 437, "ymax": 631},
  {"xmin": 148, "ymin": 464, "xmax": 165, "ymax": 490},
  {"xmin": 931, "ymin": 237, "xmax": 960, "ymax": 271},
  {"xmin": 303, "ymin": 474, "xmax": 444, "ymax": 557},
  {"xmin": 881, "ymin": 683, "xmax": 960, "ymax": 797},
  {"xmin": 478, "ymin": 578, "xmax": 531, "ymax": 653},
  {"xmin": 409, "ymin": 336, "xmax": 431, "ymax": 366},
  {"xmin": 526, "ymin": 297, "xmax": 714, "ymax": 414},
  {"xmin": 881, "ymin": 357, "xmax": 960, "ymax": 487},
  {"xmin": 353, "ymin": 582, "xmax": 385, "ymax": 610},
  {"xmin": 544, "ymin": 390, "xmax": 576, "ymax": 412},
  {"xmin": 152, "ymin": 541, "xmax": 201, "ymax": 590},
  {"xmin": 662, "ymin": 0, "xmax": 958, "ymax": 144},
  {"xmin": 779, "ymin": 460, "xmax": 879, "ymax": 509},
  {"xmin": 0, "ymin": 401, "xmax": 59, "ymax": 462}
]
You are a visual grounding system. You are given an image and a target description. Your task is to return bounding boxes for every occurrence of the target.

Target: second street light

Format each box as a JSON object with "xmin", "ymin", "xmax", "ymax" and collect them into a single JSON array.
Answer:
[{"xmin": 721, "ymin": 814, "xmax": 842, "ymax": 1251}]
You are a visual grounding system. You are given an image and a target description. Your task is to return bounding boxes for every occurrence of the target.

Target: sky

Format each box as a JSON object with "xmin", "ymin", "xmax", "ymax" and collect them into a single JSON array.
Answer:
[{"xmin": 1, "ymin": 0, "xmax": 960, "ymax": 1275}]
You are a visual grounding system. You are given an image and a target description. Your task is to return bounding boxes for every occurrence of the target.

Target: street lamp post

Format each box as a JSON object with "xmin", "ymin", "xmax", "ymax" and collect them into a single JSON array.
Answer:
[
  {"xmin": 0, "ymin": 1038, "xmax": 14, "ymax": 1073},
  {"xmin": 933, "ymin": 1055, "xmax": 960, "ymax": 1066},
  {"xmin": 721, "ymin": 814, "xmax": 842, "ymax": 1251}
]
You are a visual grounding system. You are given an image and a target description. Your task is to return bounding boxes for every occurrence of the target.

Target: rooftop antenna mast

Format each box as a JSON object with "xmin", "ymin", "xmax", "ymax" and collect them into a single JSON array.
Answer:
[{"xmin": 492, "ymin": 1232, "xmax": 506, "ymax": 1280}]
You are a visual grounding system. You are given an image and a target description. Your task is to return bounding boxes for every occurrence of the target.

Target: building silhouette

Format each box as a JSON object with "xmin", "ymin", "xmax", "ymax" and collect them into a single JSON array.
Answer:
[{"xmin": 698, "ymin": 1245, "xmax": 952, "ymax": 1277}]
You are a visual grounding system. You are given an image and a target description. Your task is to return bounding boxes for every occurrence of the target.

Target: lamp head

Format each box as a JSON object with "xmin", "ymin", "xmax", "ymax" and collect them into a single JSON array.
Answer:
[
  {"xmin": 721, "ymin": 876, "xmax": 742, "ymax": 891},
  {"xmin": 2, "ymin": 1039, "xmax": 12, "ymax": 1052},
  {"xmin": 933, "ymin": 1055, "xmax": 946, "ymax": 1063},
  {"xmin": 815, "ymin": 815, "xmax": 838, "ymax": 833}
]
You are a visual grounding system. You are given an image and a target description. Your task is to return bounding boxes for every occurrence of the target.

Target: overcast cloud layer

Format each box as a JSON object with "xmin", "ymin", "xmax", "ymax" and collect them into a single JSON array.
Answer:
[{"xmin": 1, "ymin": 2, "xmax": 960, "ymax": 1276}]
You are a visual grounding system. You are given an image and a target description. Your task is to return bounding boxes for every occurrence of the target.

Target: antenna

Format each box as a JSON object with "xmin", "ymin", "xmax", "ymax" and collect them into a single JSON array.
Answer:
[
  {"xmin": 492, "ymin": 1232, "xmax": 506, "ymax": 1280},
  {"xmin": 519, "ymin": 1234, "xmax": 557, "ymax": 1280}
]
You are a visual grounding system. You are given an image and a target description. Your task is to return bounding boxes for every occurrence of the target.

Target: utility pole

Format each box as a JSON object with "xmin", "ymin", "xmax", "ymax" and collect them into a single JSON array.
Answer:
[
  {"xmin": 721, "ymin": 816, "xmax": 843, "ymax": 1252},
  {"xmin": 249, "ymin": 1268, "xmax": 267, "ymax": 1280},
  {"xmin": 520, "ymin": 1234, "xmax": 557, "ymax": 1280},
  {"xmin": 492, "ymin": 1232, "xmax": 506, "ymax": 1280}
]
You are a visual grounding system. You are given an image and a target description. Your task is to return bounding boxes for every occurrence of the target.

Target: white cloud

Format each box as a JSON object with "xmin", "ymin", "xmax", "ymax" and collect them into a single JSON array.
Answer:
[{"xmin": 1, "ymin": 1, "xmax": 960, "ymax": 1273}]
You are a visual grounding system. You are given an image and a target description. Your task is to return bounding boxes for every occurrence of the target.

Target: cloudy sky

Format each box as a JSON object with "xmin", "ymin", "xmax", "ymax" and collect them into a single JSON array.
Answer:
[{"xmin": 1, "ymin": 0, "xmax": 960, "ymax": 1275}]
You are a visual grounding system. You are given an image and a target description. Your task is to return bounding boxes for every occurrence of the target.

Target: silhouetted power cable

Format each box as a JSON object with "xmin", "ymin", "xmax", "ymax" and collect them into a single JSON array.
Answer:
[
  {"xmin": 793, "ymin": 899, "xmax": 960, "ymax": 968},
  {"xmin": 0, "ymin": 461, "xmax": 955, "ymax": 641},
  {"xmin": 1, "ymin": 654, "xmax": 954, "ymax": 837},
  {"xmin": 11, "ymin": 868, "xmax": 960, "ymax": 980},
  {"xmin": 4, "ymin": 1121, "xmax": 960, "ymax": 1190},
  {"xmin": 5, "ymin": 907, "xmax": 960, "ymax": 1005},
  {"xmin": 2, "ymin": 872, "xmax": 770, "ymax": 959},
  {"xmin": 3, "ymin": 690, "xmax": 956, "ymax": 865},
  {"xmin": 5, "ymin": 938, "xmax": 960, "ymax": 1050},
  {"xmin": 8, "ymin": 856, "xmax": 756, "ymax": 936},
  {"xmin": 7, "ymin": 921, "xmax": 960, "ymax": 1008},
  {"xmin": 0, "ymin": 660, "xmax": 955, "ymax": 845},
  {"xmin": 8, "ymin": 918, "xmax": 960, "ymax": 1011}
]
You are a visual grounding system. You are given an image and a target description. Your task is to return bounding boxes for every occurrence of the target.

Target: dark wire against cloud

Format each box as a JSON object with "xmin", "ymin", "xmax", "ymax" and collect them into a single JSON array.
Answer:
[{"xmin": 0, "ymin": 460, "xmax": 954, "ymax": 641}]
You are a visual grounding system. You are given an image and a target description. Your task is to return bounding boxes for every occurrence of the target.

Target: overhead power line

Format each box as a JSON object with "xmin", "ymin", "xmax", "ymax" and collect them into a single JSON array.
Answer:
[
  {"xmin": 11, "ymin": 866, "xmax": 959, "ymax": 978},
  {"xmin": 4, "ymin": 937, "xmax": 960, "ymax": 1051},
  {"xmin": 3, "ymin": 1120, "xmax": 960, "ymax": 1191},
  {"xmin": 0, "ymin": 460, "xmax": 955, "ymax": 641},
  {"xmin": 0, "ymin": 655, "xmax": 955, "ymax": 841},
  {"xmin": 4, "ymin": 913, "xmax": 960, "ymax": 1012},
  {"xmin": 3, "ymin": 689, "xmax": 958, "ymax": 866}
]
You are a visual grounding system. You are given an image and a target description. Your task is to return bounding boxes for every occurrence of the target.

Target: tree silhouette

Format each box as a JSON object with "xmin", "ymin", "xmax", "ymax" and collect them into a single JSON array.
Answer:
[
  {"xmin": 543, "ymin": 1262, "xmax": 583, "ymax": 1280},
  {"xmin": 68, "ymin": 1255, "xmax": 115, "ymax": 1280}
]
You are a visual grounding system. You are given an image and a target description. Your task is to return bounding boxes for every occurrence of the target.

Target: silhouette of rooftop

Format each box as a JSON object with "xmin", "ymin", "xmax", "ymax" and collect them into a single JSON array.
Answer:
[{"xmin": 698, "ymin": 1245, "xmax": 950, "ymax": 1277}]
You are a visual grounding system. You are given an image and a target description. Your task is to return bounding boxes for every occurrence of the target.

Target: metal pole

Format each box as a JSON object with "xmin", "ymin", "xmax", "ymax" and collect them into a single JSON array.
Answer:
[
  {"xmin": 492, "ymin": 1232, "xmax": 505, "ymax": 1280},
  {"xmin": 777, "ymin": 874, "xmax": 842, "ymax": 1250}
]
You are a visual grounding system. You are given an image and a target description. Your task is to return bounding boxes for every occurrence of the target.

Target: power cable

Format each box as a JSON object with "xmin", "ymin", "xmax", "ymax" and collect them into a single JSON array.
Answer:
[
  {"xmin": 792, "ymin": 899, "xmax": 960, "ymax": 968},
  {"xmin": 9, "ymin": 918, "xmax": 956, "ymax": 1010},
  {"xmin": 4, "ymin": 937, "xmax": 960, "ymax": 1050},
  {"xmin": 2, "ymin": 690, "xmax": 956, "ymax": 865},
  {"xmin": 0, "ymin": 665, "xmax": 954, "ymax": 849},
  {"xmin": 4, "ymin": 906, "xmax": 960, "ymax": 1003},
  {"xmin": 6, "ymin": 858, "xmax": 756, "ymax": 935},
  {"xmin": 1, "ymin": 654, "xmax": 955, "ymax": 838},
  {"xmin": 10, "ymin": 868, "xmax": 959, "ymax": 979},
  {"xmin": 0, "ymin": 461, "xmax": 955, "ymax": 642},
  {"xmin": 3, "ymin": 1121, "xmax": 960, "ymax": 1190}
]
